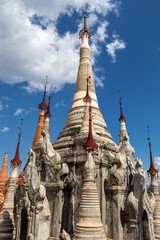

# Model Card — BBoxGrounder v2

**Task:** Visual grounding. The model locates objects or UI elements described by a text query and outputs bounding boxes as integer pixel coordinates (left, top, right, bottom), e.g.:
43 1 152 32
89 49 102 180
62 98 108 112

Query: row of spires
0 10 158 210
0 80 158 190
0 79 52 204
119 94 159 176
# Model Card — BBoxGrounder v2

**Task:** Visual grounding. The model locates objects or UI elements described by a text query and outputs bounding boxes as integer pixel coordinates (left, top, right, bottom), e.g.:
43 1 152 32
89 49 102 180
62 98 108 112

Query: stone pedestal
106 185 126 240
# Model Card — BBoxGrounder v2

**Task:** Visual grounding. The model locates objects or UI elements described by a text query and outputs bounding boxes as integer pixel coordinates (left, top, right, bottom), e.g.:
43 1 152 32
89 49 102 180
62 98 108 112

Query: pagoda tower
44 86 52 139
73 103 106 240
17 81 48 187
53 11 117 155
32 80 48 149
0 152 8 191
147 126 160 240
118 95 128 144
2 122 22 218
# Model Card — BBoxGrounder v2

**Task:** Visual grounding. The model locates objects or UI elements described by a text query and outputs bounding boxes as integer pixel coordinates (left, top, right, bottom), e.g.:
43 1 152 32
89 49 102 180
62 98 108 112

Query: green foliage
74 127 81 136
101 141 116 181
101 141 108 150
106 156 116 181
52 162 61 171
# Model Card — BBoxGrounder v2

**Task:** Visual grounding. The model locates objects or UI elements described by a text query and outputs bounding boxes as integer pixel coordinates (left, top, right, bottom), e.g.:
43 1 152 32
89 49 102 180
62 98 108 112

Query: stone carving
109 150 127 186
35 130 69 183
23 148 47 213
125 192 138 218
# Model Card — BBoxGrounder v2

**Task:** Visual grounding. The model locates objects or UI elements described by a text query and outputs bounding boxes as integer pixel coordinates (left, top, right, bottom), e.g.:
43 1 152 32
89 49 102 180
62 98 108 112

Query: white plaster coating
120 121 126 130
10 164 19 179
80 32 90 50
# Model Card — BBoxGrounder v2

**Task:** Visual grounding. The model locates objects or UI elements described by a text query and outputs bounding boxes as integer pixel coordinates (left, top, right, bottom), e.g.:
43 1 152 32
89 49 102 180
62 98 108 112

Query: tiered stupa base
73 182 106 240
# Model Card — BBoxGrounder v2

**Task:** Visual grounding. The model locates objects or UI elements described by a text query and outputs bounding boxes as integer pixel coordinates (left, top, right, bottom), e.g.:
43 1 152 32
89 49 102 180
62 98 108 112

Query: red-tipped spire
83 105 98 150
119 93 126 122
79 9 91 39
45 86 52 118
11 119 23 166
38 76 48 110
147 126 158 175
84 76 91 103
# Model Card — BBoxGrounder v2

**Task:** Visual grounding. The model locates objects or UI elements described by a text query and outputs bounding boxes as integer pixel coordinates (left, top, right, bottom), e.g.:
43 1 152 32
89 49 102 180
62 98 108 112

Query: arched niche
142 210 150 240
20 208 28 240
41 162 46 182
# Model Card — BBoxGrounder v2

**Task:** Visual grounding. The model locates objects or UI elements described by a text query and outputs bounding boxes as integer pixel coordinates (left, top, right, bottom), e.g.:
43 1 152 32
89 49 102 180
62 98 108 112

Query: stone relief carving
23 148 47 213
34 130 69 183
109 150 127 186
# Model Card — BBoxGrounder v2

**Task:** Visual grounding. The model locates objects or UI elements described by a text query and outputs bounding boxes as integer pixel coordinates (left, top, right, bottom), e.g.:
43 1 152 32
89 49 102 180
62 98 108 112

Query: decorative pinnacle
119 91 126 122
45 85 52 118
79 9 91 39
84 76 91 103
83 104 98 150
38 77 48 110
11 118 23 166
147 125 158 175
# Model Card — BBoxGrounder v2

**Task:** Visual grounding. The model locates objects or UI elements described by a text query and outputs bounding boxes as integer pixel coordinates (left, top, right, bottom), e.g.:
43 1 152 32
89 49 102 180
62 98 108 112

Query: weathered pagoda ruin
0 11 159 240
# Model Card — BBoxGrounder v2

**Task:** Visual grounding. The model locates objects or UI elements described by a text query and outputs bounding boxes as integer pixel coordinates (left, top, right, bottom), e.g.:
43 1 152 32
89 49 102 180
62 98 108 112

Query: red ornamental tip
38 81 48 110
83 105 98 150
147 126 158 175
119 96 126 122
83 77 91 103
11 133 22 165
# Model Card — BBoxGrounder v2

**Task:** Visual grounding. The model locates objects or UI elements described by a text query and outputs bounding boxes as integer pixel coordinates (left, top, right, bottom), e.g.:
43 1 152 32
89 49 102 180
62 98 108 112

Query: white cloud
5 104 9 108
0 0 122 92
96 21 109 42
0 102 2 111
14 108 25 116
55 100 66 108
14 107 36 116
1 96 13 101
106 35 126 62
155 156 160 171
155 157 160 185
25 107 36 115
0 127 9 132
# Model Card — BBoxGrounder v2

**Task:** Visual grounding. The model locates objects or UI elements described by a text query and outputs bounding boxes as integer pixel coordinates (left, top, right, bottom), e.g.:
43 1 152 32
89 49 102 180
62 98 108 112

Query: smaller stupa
0 152 8 191
2 119 23 218
73 95 106 239
118 93 128 144
32 78 48 149
18 79 48 187
147 126 160 240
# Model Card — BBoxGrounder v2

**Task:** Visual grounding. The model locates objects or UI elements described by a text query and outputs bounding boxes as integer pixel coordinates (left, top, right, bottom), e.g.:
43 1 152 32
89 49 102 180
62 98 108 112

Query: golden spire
32 109 45 149
32 78 48 148
0 153 8 191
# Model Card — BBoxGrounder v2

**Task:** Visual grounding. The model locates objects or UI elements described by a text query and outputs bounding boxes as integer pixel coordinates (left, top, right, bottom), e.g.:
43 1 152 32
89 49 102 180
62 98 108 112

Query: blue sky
0 0 159 183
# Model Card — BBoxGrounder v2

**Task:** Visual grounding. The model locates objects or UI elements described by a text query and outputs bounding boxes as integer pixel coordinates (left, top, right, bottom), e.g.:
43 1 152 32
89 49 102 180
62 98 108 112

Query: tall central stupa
53 11 117 156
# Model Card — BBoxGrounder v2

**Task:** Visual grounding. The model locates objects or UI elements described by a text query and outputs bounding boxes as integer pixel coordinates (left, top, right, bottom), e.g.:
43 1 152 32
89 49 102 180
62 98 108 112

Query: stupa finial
83 104 98 150
45 85 52 118
11 118 23 166
119 90 126 122
147 125 158 175
79 9 91 39
84 65 91 103
38 76 48 110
